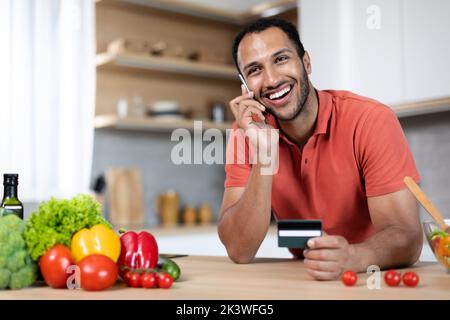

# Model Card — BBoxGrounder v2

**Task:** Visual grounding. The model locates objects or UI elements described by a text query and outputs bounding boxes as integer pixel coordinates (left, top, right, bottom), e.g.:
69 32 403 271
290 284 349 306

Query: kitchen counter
0 255 448 300
126 224 440 261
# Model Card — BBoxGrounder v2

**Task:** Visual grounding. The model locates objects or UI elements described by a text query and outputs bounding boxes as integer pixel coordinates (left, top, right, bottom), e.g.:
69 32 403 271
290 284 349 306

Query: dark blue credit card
277 220 322 248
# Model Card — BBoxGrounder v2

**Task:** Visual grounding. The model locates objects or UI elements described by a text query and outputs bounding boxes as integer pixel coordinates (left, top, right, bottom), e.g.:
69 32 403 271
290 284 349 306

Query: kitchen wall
401 112 450 220
91 129 227 226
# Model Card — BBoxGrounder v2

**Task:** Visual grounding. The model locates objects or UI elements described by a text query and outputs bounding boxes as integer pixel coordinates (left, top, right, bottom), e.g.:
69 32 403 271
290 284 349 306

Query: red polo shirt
224 89 420 244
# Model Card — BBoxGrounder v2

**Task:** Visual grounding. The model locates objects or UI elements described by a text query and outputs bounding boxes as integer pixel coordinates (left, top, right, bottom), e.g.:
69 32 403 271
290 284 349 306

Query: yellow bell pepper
71 224 121 263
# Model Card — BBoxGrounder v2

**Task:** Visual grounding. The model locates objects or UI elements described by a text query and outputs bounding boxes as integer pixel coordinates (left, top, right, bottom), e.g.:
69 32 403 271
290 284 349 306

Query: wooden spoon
404 176 450 233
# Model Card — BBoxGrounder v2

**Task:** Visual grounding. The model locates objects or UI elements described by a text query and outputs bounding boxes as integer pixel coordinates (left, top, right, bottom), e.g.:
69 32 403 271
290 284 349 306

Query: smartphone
239 74 251 93
238 73 268 122
277 220 322 249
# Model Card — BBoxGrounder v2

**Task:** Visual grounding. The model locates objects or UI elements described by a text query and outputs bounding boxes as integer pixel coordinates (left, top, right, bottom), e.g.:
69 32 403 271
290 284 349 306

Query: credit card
277 220 322 248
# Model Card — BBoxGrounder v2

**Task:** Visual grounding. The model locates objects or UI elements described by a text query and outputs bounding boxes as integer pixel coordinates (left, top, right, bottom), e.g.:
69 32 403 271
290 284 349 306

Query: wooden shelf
96 51 238 80
101 0 297 25
393 96 450 118
94 114 232 132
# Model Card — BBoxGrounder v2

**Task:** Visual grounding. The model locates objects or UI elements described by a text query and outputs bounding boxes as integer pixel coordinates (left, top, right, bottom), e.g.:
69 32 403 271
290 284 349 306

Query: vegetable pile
0 194 182 291
24 194 111 261
118 230 180 289
0 214 38 289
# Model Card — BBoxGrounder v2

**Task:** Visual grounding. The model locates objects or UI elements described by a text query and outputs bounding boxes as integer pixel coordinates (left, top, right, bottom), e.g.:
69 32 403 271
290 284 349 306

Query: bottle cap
3 174 19 186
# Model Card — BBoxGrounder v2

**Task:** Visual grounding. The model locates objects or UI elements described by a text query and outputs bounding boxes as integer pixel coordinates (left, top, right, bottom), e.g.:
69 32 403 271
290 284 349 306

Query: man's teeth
268 86 291 100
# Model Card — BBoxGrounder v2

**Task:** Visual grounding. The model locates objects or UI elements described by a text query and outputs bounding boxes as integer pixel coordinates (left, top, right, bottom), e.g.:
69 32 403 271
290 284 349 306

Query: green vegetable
159 258 181 281
431 229 449 240
24 194 111 261
0 214 38 289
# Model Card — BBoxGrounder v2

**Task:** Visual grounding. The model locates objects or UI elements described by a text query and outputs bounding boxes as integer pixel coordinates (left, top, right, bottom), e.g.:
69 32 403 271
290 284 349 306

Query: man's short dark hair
232 18 305 73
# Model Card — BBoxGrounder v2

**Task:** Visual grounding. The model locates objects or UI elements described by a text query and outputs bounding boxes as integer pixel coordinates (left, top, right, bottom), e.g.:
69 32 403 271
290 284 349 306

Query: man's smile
262 82 295 108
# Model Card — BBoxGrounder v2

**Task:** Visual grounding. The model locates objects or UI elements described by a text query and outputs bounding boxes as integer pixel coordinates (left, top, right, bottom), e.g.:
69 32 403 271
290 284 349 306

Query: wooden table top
0 255 449 300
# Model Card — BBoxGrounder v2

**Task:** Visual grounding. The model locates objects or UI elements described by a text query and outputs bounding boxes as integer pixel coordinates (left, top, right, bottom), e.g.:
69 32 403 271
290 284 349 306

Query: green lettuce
430 229 449 240
24 194 111 261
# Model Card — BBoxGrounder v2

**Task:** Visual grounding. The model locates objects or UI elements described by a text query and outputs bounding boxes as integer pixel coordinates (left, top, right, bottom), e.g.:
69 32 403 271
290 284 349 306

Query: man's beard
264 70 310 121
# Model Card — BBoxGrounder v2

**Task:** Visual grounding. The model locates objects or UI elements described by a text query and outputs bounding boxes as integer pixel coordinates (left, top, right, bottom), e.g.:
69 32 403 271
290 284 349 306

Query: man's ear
302 51 312 75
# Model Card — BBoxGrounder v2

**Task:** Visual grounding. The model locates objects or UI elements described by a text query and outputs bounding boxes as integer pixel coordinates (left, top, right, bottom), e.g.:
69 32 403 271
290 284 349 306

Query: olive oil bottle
1 173 23 219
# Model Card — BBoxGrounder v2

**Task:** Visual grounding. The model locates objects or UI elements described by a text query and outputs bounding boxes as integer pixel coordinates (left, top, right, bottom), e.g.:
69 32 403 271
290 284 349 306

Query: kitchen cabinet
402 0 450 102
300 0 450 114
0 255 448 299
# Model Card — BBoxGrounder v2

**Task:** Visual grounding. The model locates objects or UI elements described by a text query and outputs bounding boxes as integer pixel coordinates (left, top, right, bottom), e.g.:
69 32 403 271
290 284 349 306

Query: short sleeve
224 122 252 188
357 105 420 197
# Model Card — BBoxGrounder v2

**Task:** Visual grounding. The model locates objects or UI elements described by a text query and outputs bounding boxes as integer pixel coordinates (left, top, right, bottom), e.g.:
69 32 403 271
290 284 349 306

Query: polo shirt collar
314 89 333 136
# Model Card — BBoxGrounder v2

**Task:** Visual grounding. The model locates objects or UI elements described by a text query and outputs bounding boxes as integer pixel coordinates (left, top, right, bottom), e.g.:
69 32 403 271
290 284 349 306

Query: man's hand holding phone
229 83 278 171
229 84 269 131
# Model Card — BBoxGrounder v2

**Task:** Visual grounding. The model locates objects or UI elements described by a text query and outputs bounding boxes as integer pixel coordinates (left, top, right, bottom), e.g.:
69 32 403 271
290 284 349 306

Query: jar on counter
198 203 213 225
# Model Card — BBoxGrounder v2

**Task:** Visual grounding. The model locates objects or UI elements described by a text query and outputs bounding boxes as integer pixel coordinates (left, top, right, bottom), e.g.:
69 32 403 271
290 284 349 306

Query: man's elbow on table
218 221 257 264
402 227 423 267
378 225 423 269
220 233 256 264
226 247 256 264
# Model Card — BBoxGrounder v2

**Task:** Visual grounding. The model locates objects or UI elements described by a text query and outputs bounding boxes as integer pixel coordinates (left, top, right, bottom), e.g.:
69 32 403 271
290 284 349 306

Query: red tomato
122 270 133 286
341 270 358 286
157 272 174 289
39 245 75 288
77 254 118 291
141 272 157 289
384 270 401 287
402 272 419 287
129 272 142 288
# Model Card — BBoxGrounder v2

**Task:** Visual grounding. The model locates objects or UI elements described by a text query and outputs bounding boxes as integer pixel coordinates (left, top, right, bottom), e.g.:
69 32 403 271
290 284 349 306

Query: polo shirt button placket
301 144 311 178
301 154 307 177
293 147 303 179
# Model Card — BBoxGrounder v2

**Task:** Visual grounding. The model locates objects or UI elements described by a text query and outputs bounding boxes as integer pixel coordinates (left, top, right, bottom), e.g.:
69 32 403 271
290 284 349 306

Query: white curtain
0 0 96 202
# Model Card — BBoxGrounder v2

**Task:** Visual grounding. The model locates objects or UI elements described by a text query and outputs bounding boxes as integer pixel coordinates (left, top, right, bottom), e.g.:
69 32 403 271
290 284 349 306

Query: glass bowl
422 219 450 273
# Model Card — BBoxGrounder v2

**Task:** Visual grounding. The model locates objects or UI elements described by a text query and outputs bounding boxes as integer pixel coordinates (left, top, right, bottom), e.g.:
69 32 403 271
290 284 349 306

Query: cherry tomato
39 245 75 288
402 272 419 287
341 270 358 286
129 272 142 288
384 270 401 287
141 272 157 288
77 254 118 291
122 270 133 286
157 272 174 289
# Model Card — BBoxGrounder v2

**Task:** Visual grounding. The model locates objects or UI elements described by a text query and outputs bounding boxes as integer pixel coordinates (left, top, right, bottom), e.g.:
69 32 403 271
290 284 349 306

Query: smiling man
218 18 423 281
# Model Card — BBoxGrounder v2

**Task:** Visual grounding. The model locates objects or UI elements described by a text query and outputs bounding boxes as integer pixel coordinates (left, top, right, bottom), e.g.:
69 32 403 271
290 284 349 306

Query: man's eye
276 55 288 63
247 67 260 76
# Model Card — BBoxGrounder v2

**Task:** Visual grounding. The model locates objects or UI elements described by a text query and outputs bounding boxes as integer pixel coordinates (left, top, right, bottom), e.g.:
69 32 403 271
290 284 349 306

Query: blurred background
1 0 449 257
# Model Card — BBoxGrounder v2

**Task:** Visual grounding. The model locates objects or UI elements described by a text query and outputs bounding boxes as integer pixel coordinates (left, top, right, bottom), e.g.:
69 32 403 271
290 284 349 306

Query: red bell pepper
118 231 159 276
